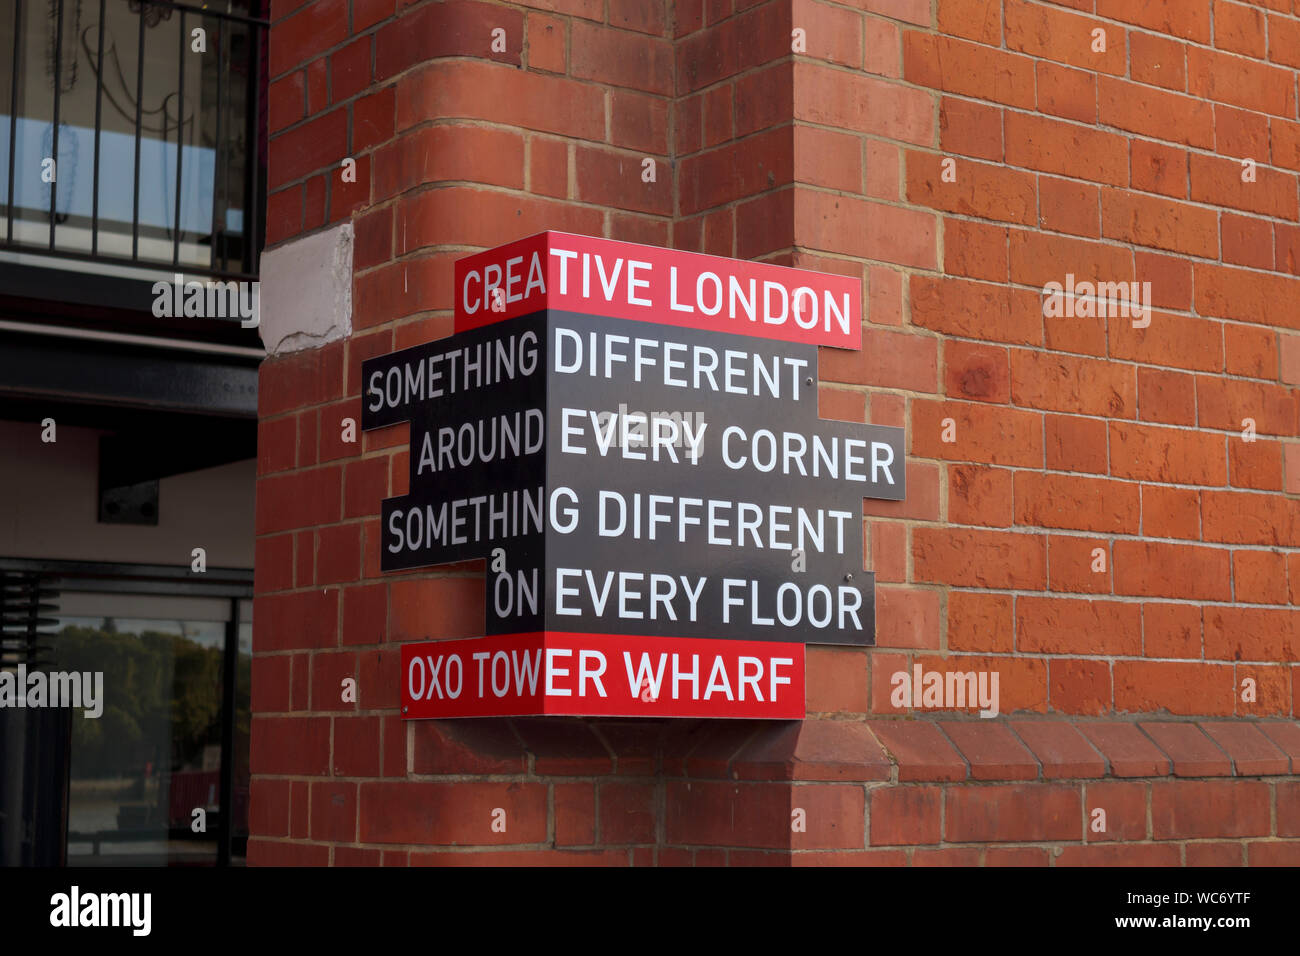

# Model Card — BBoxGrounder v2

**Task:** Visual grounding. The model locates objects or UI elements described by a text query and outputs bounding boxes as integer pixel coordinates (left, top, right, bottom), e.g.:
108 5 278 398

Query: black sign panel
362 308 906 646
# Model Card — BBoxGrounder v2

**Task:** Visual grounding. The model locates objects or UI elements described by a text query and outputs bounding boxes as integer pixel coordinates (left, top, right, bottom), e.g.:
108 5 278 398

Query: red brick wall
250 0 1300 865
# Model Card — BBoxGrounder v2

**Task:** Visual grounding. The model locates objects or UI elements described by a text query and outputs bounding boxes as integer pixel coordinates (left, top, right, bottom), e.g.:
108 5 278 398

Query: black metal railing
1 0 266 281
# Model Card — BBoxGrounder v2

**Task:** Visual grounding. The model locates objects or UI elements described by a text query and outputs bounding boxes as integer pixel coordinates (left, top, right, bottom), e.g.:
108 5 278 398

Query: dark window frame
0 555 253 866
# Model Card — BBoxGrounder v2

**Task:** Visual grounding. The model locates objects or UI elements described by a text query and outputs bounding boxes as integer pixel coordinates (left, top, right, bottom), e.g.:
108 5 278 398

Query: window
0 559 251 865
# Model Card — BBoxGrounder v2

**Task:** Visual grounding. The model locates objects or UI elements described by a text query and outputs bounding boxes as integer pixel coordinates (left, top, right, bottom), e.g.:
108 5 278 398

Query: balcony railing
0 0 266 282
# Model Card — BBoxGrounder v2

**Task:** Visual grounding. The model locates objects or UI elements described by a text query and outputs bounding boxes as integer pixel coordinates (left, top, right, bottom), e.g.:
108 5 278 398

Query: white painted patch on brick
258 222 354 355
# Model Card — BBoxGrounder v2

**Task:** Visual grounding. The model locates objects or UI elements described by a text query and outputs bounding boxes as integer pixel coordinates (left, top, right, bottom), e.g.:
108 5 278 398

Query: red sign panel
454 231 862 350
401 633 805 720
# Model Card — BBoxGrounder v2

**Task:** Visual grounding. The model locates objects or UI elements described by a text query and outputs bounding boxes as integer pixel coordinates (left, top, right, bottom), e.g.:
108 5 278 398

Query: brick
251 654 291 714
309 781 357 842
1035 62 1096 124
600 782 656 844
1216 104 1270 164
910 278 1042 345
1197 374 1298 435
1234 550 1289 604
1095 0 1210 44
376 2 522 81
334 716 383 777
410 719 524 775
1259 723 1300 771
1200 722 1291 775
1248 841 1300 866
270 0 349 77
270 108 349 188
1109 422 1226 486
948 591 1014 653
914 527 1046 589
1129 30 1186 91
985 846 1050 865
354 87 395 152
255 588 340 652
875 587 942 650
868 721 968 781
1271 11 1300 67
1014 473 1139 535
939 722 1039 780
1225 323 1278 380
1005 112 1128 186
1280 782 1300 836
579 145 674 216
1084 781 1147 841
1131 139 1187 198
1037 175 1100 238
1009 230 1133 291
1114 661 1236 716
948 464 1013 528
1204 606 1297 663
1100 189 1219 258
1098 76 1213 148
1151 779 1270 839
1137 250 1193 310
1191 152 1298 219
360 781 548 844
310 650 358 712
864 16 901 77
1050 659 1112 716
1187 46 1296 117
514 719 614 775
903 33 1036 110
1057 843 1181 866
248 778 291 838
1186 842 1244 866
354 0 394 31
1214 0 1266 56
937 0 1001 44
734 720 892 781
906 152 1036 225
251 716 331 775
1045 414 1107 474
1196 263 1300 329
1141 485 1200 540
375 126 524 200
869 786 941 845
1017 596 1140 656
1143 602 1203 658
1138 368 1196 426
796 191 937 270
1045 534 1110 595
943 219 1008 282
555 783 595 846
821 327 938 393
1013 722 1106 778
665 780 862 849
1140 722 1232 776
911 399 1044 466
944 784 1081 843
940 97 1003 160
1079 723 1172 777
399 60 604 139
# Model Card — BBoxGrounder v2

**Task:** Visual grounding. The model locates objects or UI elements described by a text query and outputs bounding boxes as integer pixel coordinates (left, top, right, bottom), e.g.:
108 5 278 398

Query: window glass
52 592 233 866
